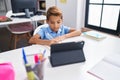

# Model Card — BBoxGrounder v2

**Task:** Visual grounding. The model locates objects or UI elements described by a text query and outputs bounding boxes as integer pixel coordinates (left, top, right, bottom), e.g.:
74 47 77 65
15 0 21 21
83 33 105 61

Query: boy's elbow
28 37 35 44
79 30 82 35
76 30 82 36
28 38 33 44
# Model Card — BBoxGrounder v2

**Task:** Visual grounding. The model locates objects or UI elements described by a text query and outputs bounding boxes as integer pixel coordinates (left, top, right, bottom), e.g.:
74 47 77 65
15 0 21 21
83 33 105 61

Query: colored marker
39 49 46 62
22 48 28 64
34 54 40 64
26 64 36 80
39 53 43 61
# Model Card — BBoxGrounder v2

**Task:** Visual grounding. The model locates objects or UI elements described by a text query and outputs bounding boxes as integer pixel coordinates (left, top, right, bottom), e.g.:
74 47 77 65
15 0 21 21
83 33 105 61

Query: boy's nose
54 23 58 27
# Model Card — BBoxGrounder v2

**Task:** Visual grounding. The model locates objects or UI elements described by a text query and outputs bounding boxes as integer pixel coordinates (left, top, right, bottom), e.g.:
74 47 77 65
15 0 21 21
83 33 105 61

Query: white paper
87 53 120 80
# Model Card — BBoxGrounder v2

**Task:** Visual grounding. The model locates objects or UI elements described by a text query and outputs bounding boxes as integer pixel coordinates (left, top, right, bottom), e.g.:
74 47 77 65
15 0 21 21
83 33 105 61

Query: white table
0 11 46 29
0 15 46 25
0 31 120 80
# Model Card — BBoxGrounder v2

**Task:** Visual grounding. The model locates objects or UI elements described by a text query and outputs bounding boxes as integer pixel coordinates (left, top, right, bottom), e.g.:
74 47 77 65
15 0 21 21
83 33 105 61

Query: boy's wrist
64 34 68 39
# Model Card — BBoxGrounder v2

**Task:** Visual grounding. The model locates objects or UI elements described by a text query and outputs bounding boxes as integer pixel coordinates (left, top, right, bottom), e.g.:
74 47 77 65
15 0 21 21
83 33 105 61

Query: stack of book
83 31 106 41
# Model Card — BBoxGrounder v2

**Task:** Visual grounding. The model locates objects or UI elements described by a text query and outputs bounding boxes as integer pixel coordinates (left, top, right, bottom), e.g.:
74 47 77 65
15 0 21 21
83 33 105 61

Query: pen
43 49 46 56
22 47 28 64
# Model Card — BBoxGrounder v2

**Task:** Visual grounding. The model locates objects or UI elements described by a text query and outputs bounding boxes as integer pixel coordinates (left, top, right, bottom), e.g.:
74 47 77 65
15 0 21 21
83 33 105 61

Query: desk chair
33 24 48 35
6 10 33 49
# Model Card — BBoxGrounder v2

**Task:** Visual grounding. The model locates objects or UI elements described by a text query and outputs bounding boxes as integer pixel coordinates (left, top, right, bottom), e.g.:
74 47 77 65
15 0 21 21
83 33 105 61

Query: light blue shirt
37 24 70 40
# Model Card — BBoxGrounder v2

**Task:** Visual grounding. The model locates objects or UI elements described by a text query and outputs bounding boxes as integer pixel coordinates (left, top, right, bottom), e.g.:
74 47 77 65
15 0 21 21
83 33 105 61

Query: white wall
56 0 77 28
46 0 56 10
76 0 86 29
46 0 86 29
5 0 11 11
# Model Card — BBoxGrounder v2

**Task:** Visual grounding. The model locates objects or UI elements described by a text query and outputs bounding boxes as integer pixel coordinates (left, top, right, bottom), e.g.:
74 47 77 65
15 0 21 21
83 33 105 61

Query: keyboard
35 11 45 15
11 14 34 18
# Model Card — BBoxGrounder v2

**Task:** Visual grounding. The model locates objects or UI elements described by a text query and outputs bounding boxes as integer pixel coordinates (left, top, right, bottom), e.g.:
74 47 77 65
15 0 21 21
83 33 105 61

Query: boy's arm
66 28 81 38
29 34 58 46
29 29 81 45
53 29 81 42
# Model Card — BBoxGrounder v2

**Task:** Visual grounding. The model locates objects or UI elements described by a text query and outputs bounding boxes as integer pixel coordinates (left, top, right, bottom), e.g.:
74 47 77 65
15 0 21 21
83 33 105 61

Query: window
85 0 120 35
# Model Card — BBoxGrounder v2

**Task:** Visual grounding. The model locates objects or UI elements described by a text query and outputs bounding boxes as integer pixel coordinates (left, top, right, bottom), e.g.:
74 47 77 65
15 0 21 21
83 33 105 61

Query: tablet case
50 41 86 67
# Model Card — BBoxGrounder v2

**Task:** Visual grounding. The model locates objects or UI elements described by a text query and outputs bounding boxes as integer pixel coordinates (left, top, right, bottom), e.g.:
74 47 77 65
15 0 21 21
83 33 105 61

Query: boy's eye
51 22 55 24
57 21 60 24
50 21 61 24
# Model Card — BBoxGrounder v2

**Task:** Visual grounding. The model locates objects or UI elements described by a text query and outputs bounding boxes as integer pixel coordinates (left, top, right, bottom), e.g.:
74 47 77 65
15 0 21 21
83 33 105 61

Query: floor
0 27 31 52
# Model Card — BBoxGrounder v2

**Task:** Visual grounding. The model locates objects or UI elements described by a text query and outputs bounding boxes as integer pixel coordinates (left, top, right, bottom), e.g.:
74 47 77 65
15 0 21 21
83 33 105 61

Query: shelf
38 0 46 12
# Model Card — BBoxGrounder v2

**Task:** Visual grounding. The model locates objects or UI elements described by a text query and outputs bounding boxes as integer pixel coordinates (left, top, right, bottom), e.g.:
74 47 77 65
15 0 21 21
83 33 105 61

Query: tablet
50 41 86 67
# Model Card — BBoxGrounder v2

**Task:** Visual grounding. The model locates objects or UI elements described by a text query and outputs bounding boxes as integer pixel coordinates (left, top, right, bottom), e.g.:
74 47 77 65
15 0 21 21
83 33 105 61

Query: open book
83 31 106 41
87 53 120 80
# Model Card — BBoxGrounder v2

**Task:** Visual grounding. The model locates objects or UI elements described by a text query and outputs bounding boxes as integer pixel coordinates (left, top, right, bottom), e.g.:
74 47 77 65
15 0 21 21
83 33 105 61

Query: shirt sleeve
37 27 45 39
36 24 49 39
62 25 70 34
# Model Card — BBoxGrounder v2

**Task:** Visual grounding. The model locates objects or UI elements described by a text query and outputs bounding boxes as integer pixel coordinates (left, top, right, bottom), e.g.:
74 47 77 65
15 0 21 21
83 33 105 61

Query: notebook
50 41 86 67
87 53 120 80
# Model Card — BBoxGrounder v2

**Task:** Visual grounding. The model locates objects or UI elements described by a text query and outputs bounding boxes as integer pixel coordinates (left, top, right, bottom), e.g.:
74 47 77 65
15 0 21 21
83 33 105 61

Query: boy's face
47 15 62 32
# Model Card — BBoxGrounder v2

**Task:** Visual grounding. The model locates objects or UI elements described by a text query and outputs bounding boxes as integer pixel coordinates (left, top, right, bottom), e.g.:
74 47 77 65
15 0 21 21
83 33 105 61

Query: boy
29 6 81 46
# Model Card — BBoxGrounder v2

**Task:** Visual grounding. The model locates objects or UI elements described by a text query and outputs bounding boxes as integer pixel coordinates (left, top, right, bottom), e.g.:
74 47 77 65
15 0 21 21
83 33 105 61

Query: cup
25 64 38 80
33 62 44 80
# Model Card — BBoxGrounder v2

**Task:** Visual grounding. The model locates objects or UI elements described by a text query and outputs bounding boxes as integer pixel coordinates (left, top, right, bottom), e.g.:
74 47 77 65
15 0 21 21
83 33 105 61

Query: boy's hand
52 35 66 42
43 35 67 46
49 39 58 46
49 36 66 46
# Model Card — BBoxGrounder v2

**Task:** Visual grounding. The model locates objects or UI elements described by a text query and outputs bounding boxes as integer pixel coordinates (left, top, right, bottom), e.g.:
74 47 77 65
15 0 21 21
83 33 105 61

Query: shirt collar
47 25 62 34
